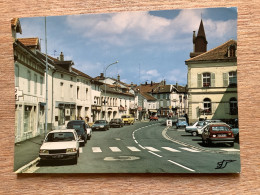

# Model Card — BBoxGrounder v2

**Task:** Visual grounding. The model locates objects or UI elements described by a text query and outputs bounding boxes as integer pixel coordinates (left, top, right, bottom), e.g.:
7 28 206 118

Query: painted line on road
109 147 121 152
138 144 145 149
127 146 141 152
145 147 160 152
162 147 181 152
92 147 102 153
179 147 200 153
168 160 195 172
15 157 40 173
148 151 162 158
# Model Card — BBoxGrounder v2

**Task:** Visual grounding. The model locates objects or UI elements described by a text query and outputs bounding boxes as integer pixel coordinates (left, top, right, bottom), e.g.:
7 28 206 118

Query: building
185 20 238 124
13 19 47 142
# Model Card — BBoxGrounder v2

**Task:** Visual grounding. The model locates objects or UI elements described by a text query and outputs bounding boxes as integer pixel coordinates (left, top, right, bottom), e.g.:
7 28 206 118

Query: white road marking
79 148 83 153
127 146 141 152
109 147 121 152
162 147 181 152
148 151 162 158
179 147 200 152
168 160 195 172
220 148 240 152
138 144 145 149
134 140 138 144
145 147 160 152
92 147 102 153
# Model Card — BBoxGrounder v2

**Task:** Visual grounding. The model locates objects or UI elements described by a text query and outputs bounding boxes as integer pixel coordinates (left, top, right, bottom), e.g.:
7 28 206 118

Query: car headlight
66 148 77 153
39 149 49 154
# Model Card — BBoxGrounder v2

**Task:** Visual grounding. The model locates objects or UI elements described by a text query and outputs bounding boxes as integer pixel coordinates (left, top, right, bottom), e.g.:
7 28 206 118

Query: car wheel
73 154 78 165
192 131 198 136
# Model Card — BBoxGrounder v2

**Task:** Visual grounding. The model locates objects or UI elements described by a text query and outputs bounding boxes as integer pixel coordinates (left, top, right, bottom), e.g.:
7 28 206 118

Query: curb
15 157 40 173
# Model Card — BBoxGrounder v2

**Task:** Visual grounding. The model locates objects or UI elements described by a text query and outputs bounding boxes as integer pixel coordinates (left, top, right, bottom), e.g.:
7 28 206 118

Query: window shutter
223 73 228 87
211 73 215 87
197 74 202 88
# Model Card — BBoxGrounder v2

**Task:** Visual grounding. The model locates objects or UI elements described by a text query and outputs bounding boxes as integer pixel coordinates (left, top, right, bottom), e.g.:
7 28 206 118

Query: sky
17 7 237 86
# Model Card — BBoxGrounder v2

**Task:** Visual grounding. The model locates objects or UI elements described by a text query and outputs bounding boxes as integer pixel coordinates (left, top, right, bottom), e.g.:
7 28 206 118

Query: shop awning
149 109 157 113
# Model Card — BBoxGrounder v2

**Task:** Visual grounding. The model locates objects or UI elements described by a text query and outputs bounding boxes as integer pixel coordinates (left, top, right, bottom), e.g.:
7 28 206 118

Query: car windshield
212 126 230 131
179 119 186 122
197 121 204 126
45 132 75 142
95 120 106 124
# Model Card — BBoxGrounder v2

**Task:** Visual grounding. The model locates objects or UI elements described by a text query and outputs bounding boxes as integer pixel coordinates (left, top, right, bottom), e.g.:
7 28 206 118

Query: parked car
197 120 224 135
39 129 80 164
67 120 92 146
185 121 205 136
150 115 159 121
109 118 124 128
92 120 110 131
201 123 235 147
176 117 188 129
121 114 135 125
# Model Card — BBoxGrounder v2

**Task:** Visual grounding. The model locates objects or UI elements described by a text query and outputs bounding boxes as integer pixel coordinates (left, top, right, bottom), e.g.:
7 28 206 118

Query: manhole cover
104 156 140 161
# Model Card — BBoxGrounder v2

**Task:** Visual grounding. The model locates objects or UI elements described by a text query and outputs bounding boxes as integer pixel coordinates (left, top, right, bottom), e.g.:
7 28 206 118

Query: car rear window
46 132 75 142
211 126 230 131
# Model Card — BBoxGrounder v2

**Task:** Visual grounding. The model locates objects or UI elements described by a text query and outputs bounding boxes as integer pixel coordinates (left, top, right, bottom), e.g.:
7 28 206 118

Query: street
25 119 240 173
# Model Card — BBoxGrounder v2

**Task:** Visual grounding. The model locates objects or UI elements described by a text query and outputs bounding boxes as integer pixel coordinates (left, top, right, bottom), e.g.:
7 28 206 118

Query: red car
201 123 235 146
150 115 158 121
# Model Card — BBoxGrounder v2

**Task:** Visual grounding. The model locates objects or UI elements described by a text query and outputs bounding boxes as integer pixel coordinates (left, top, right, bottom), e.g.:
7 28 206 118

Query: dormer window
228 44 237 57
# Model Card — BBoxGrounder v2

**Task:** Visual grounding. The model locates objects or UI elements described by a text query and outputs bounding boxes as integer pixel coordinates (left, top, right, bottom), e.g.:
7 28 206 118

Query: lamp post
104 61 119 121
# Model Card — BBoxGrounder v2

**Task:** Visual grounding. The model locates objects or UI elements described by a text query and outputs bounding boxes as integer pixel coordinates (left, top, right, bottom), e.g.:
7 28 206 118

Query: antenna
53 50 57 56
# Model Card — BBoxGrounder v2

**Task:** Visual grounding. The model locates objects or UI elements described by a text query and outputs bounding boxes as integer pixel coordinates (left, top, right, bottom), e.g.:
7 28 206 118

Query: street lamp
104 61 119 121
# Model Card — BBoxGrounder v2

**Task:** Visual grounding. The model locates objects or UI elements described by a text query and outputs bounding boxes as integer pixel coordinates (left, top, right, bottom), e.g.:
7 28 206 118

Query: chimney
176 82 178 88
145 81 148 85
60 52 64 61
100 73 104 78
131 82 133 87
151 81 153 86
164 79 166 86
117 74 120 81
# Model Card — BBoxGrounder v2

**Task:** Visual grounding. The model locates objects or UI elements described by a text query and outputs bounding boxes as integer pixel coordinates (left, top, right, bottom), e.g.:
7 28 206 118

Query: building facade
185 20 238 124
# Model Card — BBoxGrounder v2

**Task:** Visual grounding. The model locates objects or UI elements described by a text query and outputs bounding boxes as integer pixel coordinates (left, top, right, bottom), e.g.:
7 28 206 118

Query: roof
140 92 157 101
186 39 237 63
173 85 187 93
18 38 40 48
71 68 93 80
100 84 134 97
152 85 171 93
197 20 207 40
135 82 161 93
11 18 22 33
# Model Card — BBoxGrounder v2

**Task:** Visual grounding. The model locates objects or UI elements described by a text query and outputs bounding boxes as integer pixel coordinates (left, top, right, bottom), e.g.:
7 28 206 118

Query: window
34 74 37 95
229 71 237 86
85 88 88 100
70 85 73 99
15 65 19 87
203 73 211 87
27 71 31 93
77 86 79 99
40 77 43 95
203 98 212 114
61 74 63 78
230 97 238 115
60 82 64 98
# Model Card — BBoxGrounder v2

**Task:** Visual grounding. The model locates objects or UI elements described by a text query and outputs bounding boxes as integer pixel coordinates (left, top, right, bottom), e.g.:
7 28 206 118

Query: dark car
67 120 92 146
109 118 124 128
201 123 235 147
92 120 110 131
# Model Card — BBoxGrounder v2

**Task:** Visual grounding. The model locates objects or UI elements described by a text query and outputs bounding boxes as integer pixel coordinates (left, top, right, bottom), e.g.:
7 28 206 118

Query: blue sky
17 7 237 86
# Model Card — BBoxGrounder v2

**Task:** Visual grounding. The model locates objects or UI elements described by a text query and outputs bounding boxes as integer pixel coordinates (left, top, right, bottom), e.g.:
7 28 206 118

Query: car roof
49 129 76 133
208 123 229 127
178 117 186 119
67 120 85 124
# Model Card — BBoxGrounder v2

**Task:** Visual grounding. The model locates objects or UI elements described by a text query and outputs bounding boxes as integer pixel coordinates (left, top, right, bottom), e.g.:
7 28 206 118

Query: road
26 119 240 173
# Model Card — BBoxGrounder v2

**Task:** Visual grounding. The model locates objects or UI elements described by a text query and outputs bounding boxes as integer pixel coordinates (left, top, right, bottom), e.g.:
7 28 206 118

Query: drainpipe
51 69 56 129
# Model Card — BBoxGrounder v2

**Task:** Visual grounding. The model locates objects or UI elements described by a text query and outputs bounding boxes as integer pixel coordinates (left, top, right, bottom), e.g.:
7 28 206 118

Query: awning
149 109 157 113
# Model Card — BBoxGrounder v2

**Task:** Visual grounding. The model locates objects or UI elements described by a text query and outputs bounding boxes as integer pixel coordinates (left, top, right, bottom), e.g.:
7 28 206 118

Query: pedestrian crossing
88 146 201 153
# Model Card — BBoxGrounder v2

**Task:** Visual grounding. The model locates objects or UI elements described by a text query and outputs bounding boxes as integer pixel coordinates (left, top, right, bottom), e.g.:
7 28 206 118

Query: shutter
211 73 215 87
197 74 202 88
223 73 228 87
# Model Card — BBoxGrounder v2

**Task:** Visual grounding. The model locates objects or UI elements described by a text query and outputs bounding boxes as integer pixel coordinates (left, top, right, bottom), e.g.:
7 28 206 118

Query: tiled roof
100 85 134 97
173 85 187 93
140 92 157 101
11 18 22 34
72 68 93 80
135 82 161 93
11 18 18 26
152 85 171 93
18 38 40 48
186 39 237 63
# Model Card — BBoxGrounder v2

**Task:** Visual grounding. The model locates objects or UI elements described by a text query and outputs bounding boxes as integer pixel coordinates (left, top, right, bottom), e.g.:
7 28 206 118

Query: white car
185 121 205 136
39 129 80 164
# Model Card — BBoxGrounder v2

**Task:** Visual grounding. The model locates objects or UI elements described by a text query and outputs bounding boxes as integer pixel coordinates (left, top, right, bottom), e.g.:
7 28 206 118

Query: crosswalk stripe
109 147 121 152
127 146 141 152
145 147 160 152
179 147 200 152
162 147 180 152
92 147 102 153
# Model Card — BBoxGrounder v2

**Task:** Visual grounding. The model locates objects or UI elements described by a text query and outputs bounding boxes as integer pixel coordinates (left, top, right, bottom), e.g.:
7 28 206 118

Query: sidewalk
14 134 45 172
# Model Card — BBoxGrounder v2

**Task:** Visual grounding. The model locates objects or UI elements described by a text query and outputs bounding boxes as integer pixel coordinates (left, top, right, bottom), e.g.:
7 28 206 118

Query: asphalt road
28 120 240 173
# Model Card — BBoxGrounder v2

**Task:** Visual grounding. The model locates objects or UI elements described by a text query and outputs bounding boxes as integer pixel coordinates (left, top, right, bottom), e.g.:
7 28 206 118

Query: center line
148 151 162 158
168 160 195 172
